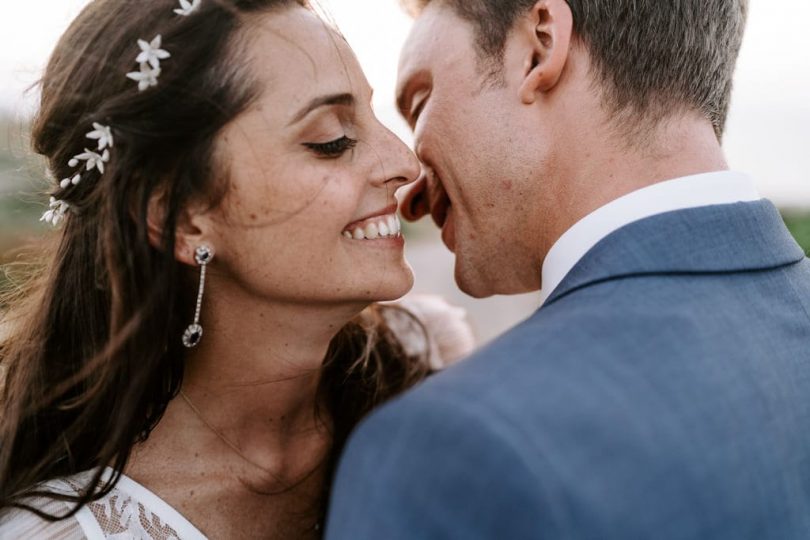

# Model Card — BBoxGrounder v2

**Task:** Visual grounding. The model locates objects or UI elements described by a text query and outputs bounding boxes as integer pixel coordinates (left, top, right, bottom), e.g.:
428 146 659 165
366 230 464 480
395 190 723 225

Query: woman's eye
304 136 358 158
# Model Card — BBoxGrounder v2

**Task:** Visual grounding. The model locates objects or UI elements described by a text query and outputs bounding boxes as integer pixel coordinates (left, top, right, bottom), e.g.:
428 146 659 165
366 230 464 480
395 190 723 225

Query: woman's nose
373 126 421 191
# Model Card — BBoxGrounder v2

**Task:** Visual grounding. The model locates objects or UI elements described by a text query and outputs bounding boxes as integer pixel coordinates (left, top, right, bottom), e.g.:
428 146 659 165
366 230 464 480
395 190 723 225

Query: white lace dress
0 469 207 539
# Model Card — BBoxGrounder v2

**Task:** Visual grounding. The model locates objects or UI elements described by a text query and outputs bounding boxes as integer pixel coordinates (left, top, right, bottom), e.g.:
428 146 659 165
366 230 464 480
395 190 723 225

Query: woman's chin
362 267 415 303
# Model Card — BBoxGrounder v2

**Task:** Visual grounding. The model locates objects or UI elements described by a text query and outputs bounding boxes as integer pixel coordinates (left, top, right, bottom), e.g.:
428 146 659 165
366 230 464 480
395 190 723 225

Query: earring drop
182 245 213 348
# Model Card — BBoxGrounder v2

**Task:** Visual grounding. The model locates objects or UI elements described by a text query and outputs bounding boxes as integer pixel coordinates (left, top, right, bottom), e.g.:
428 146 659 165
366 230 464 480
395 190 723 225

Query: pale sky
1 0 808 205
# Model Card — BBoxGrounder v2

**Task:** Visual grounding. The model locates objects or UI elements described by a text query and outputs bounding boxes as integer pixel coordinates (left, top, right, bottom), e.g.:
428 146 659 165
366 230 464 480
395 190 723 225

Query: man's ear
146 190 211 267
517 0 573 104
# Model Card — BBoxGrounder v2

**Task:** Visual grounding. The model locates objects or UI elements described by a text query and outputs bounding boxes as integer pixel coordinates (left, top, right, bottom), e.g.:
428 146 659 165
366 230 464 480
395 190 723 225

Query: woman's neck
180 277 365 450
129 277 367 496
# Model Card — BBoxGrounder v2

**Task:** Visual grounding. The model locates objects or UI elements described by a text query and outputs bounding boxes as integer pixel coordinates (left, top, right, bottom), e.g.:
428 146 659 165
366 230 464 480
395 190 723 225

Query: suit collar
543 200 806 307
539 172 761 305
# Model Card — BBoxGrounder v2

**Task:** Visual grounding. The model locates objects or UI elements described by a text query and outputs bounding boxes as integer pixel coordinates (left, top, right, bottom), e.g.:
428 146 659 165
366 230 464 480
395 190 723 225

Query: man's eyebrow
288 93 354 126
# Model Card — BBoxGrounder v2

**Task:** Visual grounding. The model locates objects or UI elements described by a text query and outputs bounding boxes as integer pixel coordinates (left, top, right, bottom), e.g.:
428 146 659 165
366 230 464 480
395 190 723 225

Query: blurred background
1 0 809 344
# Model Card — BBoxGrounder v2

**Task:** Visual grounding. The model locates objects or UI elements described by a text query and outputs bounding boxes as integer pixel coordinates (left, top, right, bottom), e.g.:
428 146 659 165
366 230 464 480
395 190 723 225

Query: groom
326 0 810 538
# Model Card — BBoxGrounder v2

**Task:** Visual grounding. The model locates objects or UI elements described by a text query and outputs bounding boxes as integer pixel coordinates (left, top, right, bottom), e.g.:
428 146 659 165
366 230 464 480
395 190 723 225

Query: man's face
397 4 555 298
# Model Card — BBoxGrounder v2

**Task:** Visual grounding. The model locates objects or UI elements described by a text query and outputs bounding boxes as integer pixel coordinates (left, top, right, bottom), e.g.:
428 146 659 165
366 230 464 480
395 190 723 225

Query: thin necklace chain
178 389 326 496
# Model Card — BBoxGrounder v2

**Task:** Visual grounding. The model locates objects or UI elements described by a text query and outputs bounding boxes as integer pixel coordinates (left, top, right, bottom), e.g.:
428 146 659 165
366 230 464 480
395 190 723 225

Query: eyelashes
303 136 358 158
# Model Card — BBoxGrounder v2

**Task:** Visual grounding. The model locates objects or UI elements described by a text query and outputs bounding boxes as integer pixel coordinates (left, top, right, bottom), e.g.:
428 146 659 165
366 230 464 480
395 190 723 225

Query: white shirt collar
539 170 762 306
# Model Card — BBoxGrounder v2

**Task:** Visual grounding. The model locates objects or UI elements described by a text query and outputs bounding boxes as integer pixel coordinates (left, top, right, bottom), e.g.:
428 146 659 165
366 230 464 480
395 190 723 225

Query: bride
0 0 472 537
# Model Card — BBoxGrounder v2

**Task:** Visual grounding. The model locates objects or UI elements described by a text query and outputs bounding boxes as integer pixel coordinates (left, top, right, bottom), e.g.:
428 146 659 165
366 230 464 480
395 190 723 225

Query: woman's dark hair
0 0 430 522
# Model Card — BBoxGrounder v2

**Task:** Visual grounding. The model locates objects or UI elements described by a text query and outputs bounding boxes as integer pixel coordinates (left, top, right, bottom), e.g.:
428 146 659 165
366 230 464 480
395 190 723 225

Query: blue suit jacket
325 200 810 540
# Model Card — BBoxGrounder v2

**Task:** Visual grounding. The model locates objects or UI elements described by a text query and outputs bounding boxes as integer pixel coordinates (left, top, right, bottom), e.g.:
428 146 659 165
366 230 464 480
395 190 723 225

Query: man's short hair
402 0 748 140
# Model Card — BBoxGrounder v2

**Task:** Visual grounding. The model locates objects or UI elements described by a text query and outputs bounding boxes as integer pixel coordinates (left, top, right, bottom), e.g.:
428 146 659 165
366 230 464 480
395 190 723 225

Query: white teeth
365 222 380 239
343 213 402 240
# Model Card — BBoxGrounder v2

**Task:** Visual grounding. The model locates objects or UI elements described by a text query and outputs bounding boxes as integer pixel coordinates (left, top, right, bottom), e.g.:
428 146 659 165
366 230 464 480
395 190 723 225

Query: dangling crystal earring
182 245 213 348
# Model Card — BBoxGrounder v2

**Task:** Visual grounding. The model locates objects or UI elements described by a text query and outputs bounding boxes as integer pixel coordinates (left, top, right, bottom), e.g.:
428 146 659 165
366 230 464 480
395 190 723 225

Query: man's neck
550 112 729 252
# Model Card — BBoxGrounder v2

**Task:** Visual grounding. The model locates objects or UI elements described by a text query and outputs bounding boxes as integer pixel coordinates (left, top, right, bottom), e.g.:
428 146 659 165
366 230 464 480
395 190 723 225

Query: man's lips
400 174 455 251
430 190 450 229
400 171 456 252
441 205 456 252
401 174 451 229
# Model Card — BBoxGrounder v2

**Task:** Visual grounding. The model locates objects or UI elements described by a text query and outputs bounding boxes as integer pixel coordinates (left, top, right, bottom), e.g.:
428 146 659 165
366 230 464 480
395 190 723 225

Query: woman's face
204 6 420 307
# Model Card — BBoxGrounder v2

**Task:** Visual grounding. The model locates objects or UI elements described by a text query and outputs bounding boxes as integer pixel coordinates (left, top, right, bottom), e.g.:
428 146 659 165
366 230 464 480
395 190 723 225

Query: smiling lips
342 213 403 240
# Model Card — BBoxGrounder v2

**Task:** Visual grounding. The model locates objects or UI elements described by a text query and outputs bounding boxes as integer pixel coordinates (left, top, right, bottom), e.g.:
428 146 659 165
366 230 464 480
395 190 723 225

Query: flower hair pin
41 123 113 225
175 0 202 16
42 1 203 227
41 197 70 227
126 35 170 92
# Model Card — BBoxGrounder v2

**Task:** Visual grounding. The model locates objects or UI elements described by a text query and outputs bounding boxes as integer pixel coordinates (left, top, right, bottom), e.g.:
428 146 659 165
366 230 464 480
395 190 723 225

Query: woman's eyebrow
288 93 354 126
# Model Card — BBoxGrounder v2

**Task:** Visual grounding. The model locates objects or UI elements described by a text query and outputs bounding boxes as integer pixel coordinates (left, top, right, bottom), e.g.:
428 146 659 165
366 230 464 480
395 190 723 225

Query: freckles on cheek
282 173 338 215
227 195 271 223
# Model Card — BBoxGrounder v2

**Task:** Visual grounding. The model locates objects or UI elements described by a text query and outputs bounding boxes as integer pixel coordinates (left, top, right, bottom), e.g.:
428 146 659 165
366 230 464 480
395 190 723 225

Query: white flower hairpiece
87 122 114 150
136 35 171 70
41 197 69 226
126 63 162 92
43 123 113 225
59 174 82 189
43 2 204 227
72 149 110 174
174 0 201 16
126 35 172 92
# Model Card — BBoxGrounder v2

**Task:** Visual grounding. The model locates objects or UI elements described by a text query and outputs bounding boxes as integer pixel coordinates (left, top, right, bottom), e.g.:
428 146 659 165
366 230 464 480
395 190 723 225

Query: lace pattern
86 490 183 539
0 470 206 540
